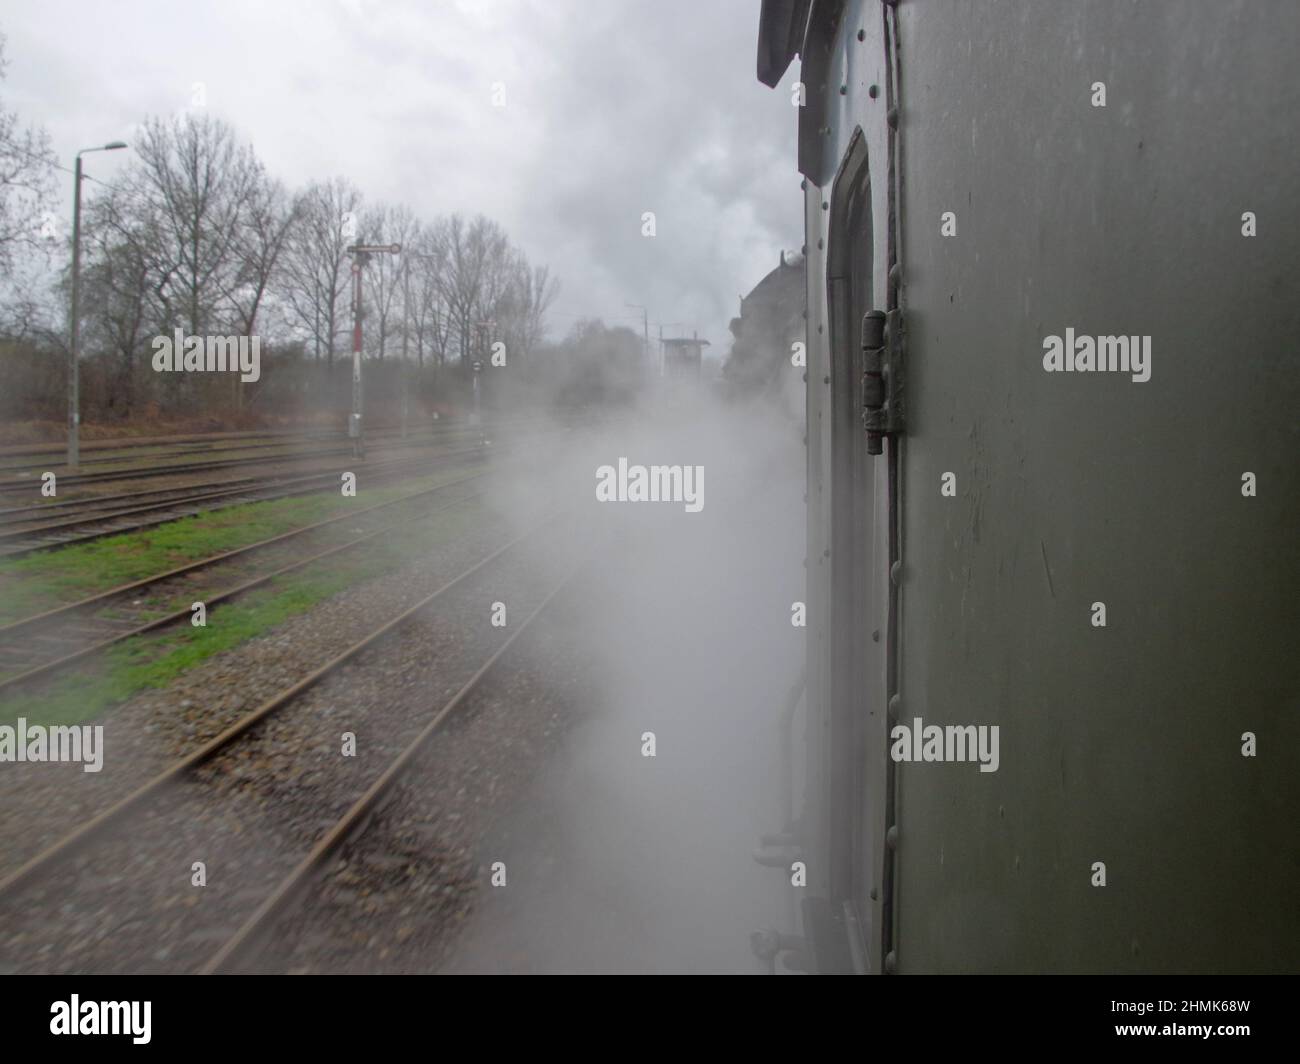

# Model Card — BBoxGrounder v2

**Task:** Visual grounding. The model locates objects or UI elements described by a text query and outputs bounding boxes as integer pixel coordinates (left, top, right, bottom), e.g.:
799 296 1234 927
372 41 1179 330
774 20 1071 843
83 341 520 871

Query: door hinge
861 308 905 454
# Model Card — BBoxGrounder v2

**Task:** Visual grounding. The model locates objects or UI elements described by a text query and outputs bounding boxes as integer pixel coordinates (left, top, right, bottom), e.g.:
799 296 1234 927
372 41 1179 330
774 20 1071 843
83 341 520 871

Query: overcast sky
3 0 801 351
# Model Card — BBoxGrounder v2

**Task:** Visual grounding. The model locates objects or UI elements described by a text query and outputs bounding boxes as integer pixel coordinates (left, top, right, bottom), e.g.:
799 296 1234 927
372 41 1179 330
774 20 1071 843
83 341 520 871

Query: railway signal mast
346 243 401 457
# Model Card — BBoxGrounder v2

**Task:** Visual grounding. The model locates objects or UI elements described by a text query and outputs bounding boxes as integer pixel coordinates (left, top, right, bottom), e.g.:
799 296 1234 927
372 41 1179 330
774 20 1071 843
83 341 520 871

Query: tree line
0 37 563 427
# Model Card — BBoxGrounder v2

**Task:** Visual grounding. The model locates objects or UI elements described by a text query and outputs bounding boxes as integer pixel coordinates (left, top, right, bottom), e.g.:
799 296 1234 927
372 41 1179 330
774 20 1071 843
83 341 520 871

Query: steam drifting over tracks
200 564 580 974
0 506 584 973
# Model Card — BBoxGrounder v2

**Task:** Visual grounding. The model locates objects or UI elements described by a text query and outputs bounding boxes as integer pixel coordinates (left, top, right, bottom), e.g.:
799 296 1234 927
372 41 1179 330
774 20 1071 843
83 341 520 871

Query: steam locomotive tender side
758 0 1300 974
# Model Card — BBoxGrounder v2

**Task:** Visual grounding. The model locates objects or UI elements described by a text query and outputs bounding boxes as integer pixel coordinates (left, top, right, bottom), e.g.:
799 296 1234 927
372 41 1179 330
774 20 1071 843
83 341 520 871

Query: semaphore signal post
346 243 402 457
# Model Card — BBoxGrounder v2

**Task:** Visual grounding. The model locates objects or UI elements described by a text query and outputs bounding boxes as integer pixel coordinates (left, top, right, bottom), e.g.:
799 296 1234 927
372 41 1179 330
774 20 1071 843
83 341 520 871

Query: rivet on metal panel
823 548 830 558
817 238 824 250
890 560 902 585
817 324 823 334
871 629 880 643
801 243 807 254
869 886 878 900
800 179 807 191
887 694 900 720
885 950 897 974
839 85 847 96
886 825 898 850
857 29 866 42
868 84 879 100
822 200 829 210
887 107 898 129
802 371 808 382
889 263 902 289
823 375 830 384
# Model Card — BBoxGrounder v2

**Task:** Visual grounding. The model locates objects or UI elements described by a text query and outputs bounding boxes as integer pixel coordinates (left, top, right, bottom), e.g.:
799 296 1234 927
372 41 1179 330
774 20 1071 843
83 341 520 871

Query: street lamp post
401 257 410 439
68 141 127 469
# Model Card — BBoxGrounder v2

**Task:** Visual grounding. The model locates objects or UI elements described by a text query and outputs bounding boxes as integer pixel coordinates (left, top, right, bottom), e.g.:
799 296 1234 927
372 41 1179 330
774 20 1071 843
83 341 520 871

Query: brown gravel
0 491 516 880
246 588 601 973
0 508 584 973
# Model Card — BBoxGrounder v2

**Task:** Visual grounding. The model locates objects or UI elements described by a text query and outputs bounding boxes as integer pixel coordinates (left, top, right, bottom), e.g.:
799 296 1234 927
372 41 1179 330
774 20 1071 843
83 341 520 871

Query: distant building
661 333 710 378
725 250 806 411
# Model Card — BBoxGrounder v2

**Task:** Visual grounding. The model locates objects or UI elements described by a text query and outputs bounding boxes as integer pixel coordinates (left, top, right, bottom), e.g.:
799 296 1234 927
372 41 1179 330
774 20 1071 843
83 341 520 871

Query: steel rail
0 513 560 902
0 477 495 693
0 444 498 559
200 562 578 974
0 439 492 543
0 422 499 497
0 470 490 640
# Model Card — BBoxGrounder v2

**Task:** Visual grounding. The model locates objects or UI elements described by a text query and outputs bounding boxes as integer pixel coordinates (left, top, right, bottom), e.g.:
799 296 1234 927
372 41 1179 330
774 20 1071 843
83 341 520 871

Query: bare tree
0 34 56 277
406 224 451 368
0 65 566 425
224 164 297 337
505 257 559 361
431 213 513 370
130 113 259 337
277 177 362 367
79 183 168 416
360 202 418 362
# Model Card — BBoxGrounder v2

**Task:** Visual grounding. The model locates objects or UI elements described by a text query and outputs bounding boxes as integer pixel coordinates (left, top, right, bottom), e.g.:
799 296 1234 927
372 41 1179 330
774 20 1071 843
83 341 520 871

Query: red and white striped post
345 243 401 458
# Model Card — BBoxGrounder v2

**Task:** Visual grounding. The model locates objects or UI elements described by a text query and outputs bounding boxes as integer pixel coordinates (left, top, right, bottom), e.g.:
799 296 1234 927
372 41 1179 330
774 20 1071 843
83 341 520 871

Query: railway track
0 420 536 474
0 420 514 498
0 419 571 555
0 413 591 557
0 442 494 559
0 421 512 527
0 509 581 974
0 468 495 692
0 431 358 476
200 568 577 973
0 425 350 461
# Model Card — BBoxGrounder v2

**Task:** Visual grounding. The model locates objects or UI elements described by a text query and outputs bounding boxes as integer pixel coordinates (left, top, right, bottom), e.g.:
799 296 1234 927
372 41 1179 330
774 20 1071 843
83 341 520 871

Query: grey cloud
4 0 799 344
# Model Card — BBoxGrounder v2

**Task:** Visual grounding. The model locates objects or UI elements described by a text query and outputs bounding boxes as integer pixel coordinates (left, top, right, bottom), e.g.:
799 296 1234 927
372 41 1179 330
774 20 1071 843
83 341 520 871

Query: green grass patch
0 465 484 624
0 499 486 728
